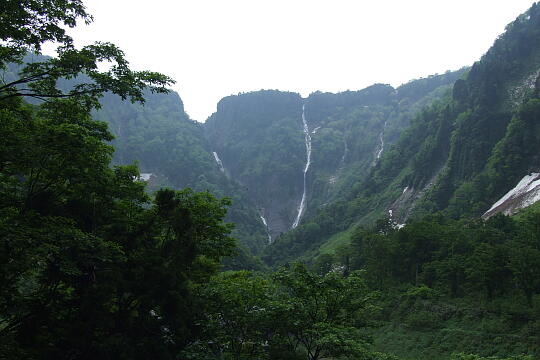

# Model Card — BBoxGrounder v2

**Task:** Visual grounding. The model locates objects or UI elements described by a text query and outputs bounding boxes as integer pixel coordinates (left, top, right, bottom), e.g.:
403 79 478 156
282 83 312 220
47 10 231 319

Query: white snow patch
138 173 153 181
483 173 540 218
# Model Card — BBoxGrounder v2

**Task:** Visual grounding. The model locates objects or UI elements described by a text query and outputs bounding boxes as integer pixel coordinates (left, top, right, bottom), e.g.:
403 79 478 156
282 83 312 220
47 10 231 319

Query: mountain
7 2 540 359
357 2 540 223
205 91 304 240
204 71 465 248
263 2 540 266
18 3 539 271
91 91 270 266
96 67 465 266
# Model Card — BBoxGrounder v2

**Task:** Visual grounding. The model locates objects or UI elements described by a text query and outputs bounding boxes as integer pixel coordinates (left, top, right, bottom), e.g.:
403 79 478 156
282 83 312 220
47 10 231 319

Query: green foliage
264 3 540 264
0 0 173 105
0 2 236 358
263 70 466 266
92 90 270 255
451 354 533 360
187 271 274 359
205 90 305 237
0 0 89 54
3 2 540 359
185 264 384 360
271 264 377 360
0 96 237 358
338 209 540 359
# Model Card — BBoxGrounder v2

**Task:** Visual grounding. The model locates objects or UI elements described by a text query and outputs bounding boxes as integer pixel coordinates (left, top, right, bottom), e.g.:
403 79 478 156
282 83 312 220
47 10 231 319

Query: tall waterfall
212 152 225 173
292 104 312 229
376 121 387 160
260 214 272 243
340 138 348 165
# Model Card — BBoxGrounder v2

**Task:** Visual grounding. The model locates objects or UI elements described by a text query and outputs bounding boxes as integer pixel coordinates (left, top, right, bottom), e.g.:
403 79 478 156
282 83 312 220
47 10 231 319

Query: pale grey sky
45 0 536 121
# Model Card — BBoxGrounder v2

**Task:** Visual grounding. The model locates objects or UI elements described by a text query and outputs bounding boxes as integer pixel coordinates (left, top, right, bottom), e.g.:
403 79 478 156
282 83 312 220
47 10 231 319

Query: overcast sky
45 0 536 121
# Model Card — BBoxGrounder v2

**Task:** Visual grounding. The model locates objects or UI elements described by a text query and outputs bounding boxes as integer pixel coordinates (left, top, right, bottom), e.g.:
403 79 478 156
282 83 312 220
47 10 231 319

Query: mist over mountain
96 68 468 260
3 1 540 359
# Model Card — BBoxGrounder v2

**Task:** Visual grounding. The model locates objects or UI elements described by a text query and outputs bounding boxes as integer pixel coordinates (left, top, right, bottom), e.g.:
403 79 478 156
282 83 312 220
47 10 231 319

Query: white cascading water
212 152 225 173
259 215 272 243
376 121 387 160
292 104 311 229
340 138 348 165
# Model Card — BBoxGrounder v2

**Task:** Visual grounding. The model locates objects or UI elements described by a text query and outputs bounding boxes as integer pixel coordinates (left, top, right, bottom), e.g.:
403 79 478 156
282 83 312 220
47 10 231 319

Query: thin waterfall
340 137 348 166
376 121 387 160
260 214 272 243
292 104 311 229
212 151 225 172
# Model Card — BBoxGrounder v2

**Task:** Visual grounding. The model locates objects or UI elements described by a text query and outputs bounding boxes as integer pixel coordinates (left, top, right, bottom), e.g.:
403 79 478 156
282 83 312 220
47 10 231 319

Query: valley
2 1 540 359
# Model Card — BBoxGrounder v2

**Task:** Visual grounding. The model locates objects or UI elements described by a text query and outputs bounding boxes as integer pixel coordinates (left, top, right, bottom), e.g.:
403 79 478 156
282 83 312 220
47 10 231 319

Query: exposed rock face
508 69 540 108
483 173 540 218
204 90 305 239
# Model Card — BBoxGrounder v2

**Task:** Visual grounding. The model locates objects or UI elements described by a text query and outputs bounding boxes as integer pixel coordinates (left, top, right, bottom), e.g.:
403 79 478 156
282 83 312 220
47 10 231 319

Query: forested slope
264 2 540 267
204 71 464 250
3 1 540 359
93 92 269 259
357 2 540 224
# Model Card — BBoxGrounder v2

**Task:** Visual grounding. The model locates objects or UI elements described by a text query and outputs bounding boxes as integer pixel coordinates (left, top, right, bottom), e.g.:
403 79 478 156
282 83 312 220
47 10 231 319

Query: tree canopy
0 1 234 358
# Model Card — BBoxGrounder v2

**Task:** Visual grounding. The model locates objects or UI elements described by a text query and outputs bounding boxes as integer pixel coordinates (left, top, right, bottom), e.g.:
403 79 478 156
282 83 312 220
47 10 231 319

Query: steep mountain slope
204 72 464 246
303 72 466 220
250 74 464 265
92 92 270 258
262 2 540 266
205 91 304 240
6 54 271 261
363 2 540 223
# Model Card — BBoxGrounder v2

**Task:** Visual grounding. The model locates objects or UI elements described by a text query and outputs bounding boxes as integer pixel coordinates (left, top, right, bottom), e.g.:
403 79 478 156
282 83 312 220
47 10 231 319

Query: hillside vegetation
2 1 540 359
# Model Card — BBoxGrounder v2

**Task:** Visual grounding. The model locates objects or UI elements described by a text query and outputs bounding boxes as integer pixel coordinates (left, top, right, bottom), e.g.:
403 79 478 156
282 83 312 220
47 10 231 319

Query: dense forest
1 1 540 359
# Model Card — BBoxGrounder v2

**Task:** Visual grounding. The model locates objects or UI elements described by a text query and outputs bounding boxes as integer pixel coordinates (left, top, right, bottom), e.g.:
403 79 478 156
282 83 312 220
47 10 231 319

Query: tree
271 263 377 360
0 160 236 358
466 242 510 299
184 265 390 360
451 354 532 360
0 0 89 66
185 271 275 360
0 1 235 358
0 1 173 105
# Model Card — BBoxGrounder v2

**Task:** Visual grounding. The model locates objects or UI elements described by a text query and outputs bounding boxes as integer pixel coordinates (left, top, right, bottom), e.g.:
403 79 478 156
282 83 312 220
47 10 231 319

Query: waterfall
376 121 387 160
329 138 348 185
212 151 225 173
292 104 311 229
260 214 272 243
340 137 348 165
